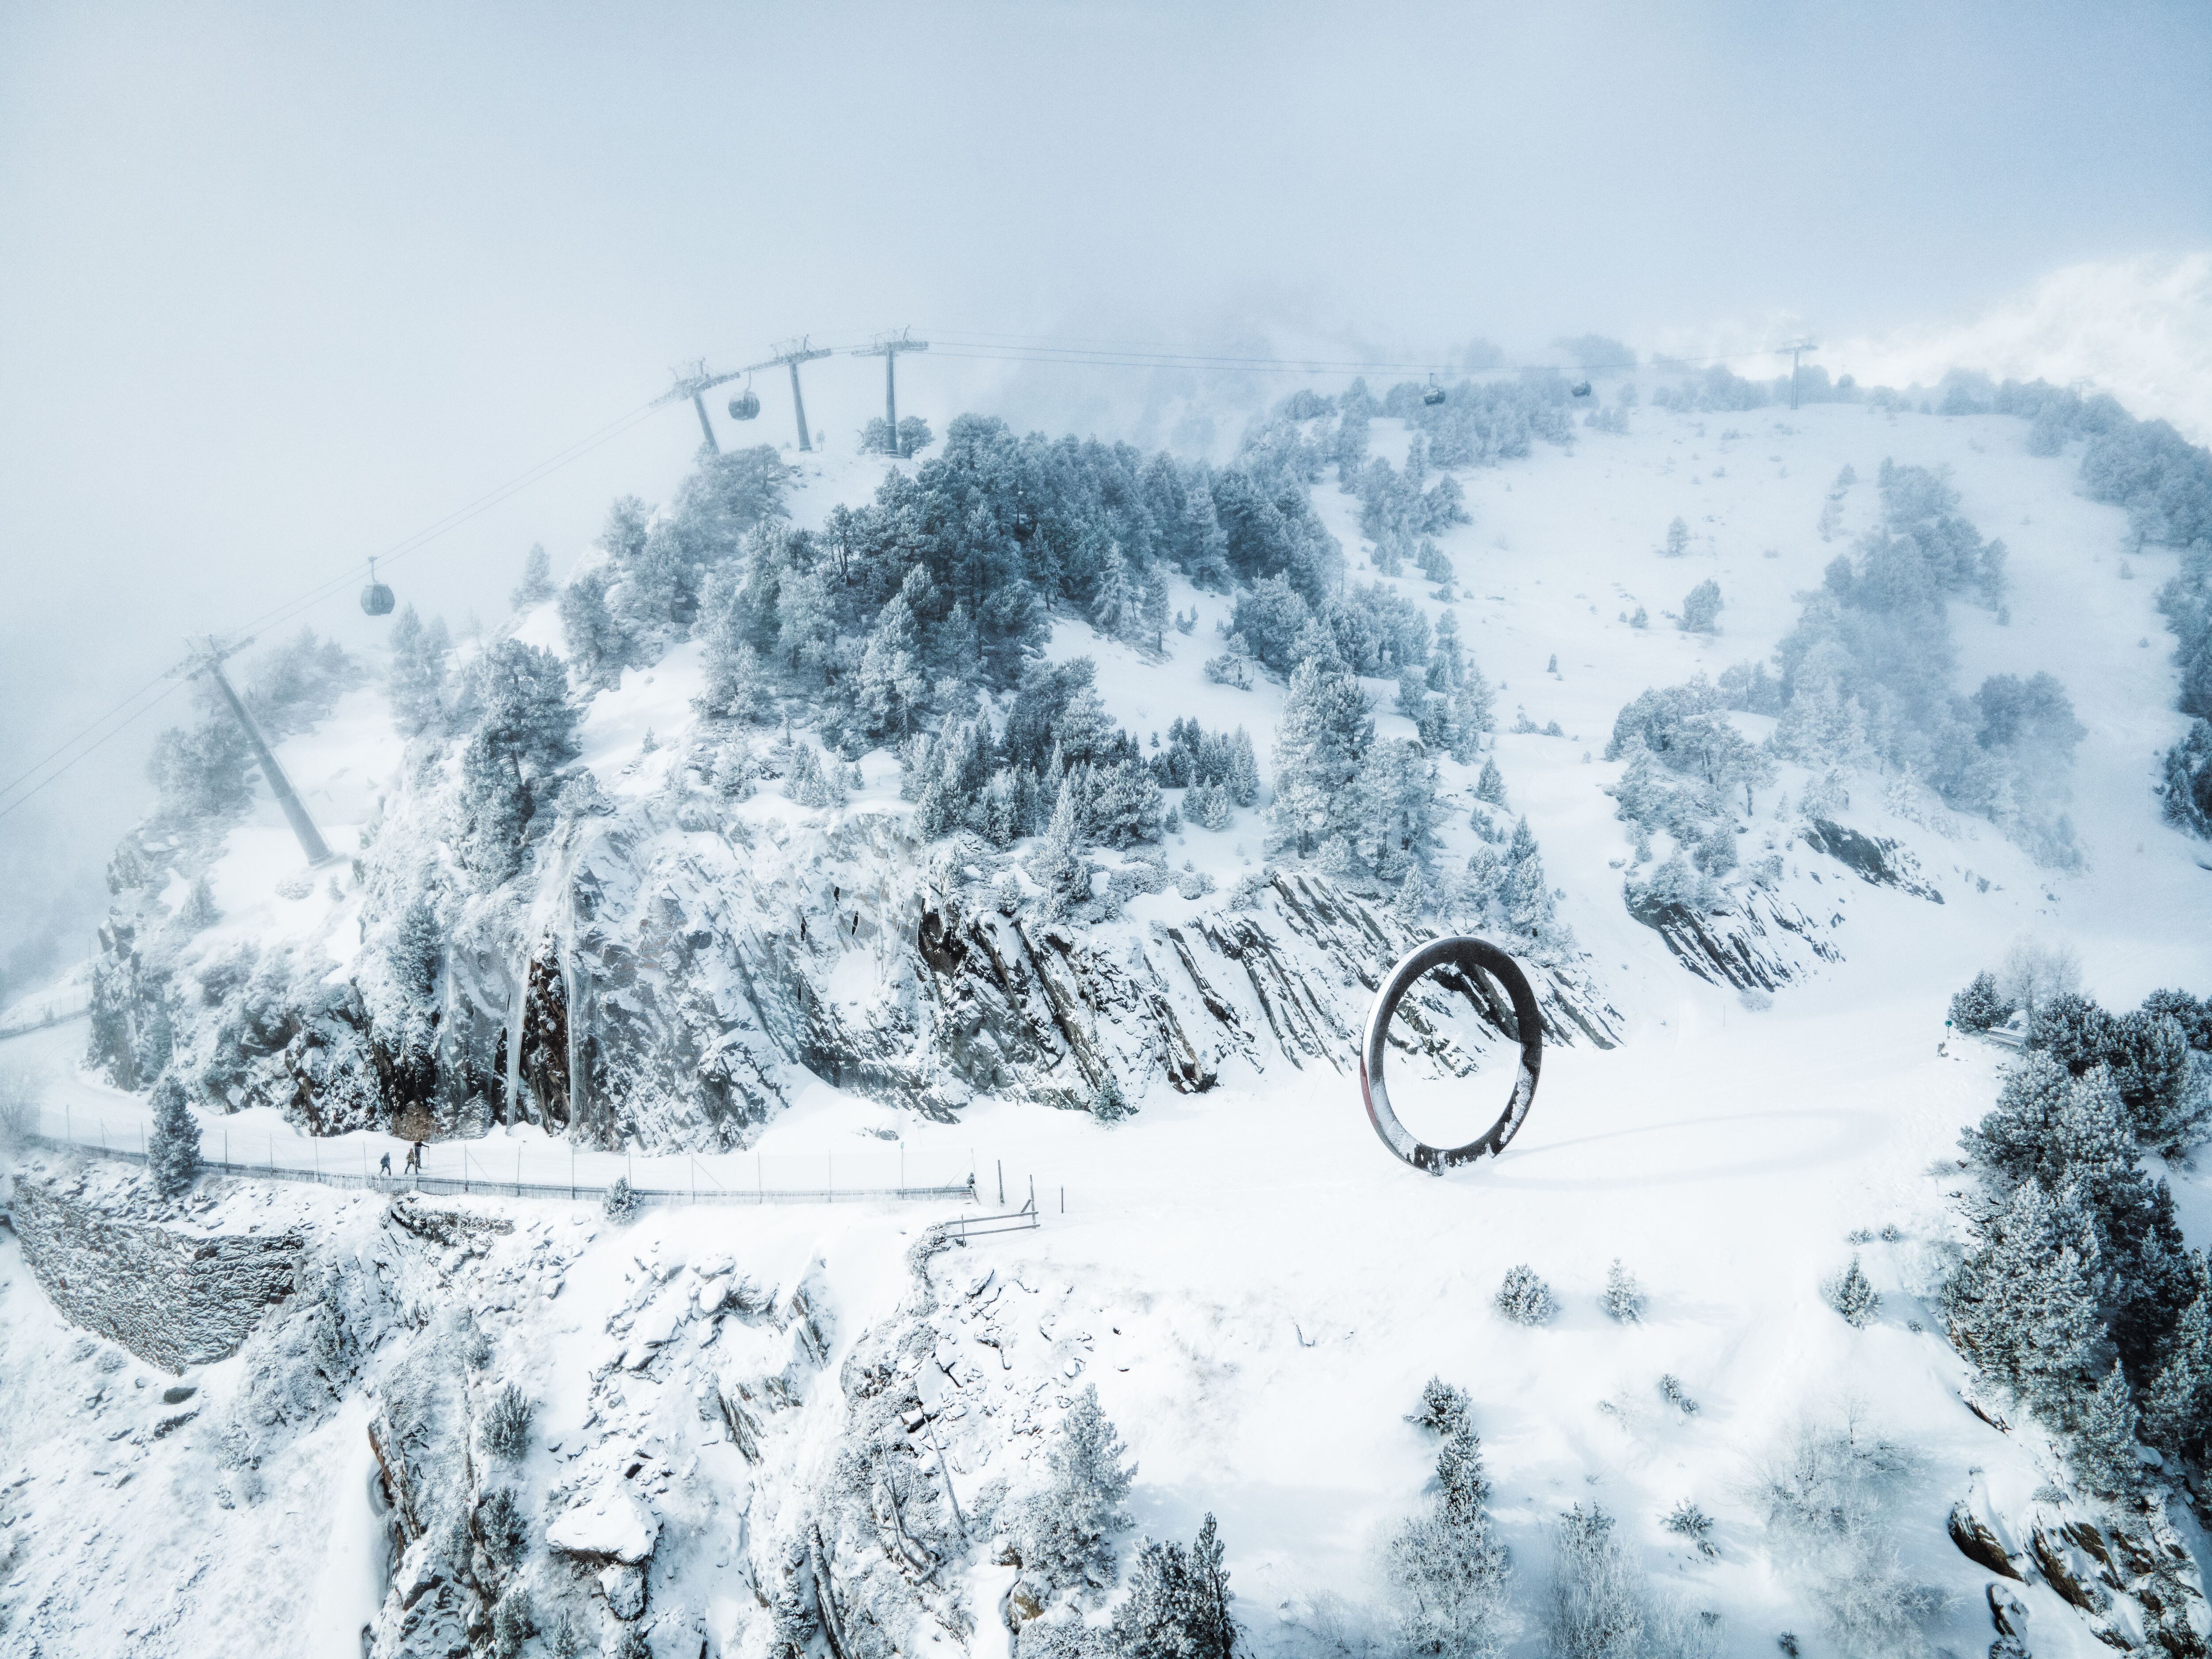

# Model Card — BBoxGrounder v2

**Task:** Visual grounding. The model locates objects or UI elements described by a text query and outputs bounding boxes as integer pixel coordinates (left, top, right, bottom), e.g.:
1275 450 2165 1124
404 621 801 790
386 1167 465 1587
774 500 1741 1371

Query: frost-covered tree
1495 1264 1556 1325
1475 758 1506 806
146 705 253 823
2143 1271 2212 1463
1548 1505 1644 1659
1270 658 1372 857
146 1072 201 1197
1033 774 1092 918
481 1384 534 1462
1824 1256 1880 1328
1949 971 2014 1033
2070 1360 2142 1495
1502 818 1557 938
1388 1387 1509 1659
1943 1177 2106 1420
511 543 554 611
1110 1514 1236 1659
1678 580 1723 634
557 563 632 689
1020 1384 1134 1594
1361 739 1440 882
386 605 453 739
453 640 578 883
1664 517 1690 557
1602 1259 1645 1323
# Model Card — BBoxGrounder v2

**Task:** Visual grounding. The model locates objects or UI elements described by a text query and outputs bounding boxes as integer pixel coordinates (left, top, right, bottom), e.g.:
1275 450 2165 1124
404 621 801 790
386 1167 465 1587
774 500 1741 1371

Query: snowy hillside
4 368 2212 1659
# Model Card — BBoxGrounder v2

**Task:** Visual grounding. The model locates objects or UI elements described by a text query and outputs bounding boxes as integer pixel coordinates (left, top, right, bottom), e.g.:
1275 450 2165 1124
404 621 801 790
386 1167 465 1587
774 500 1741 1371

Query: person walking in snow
379 1150 392 1178
405 1141 422 1175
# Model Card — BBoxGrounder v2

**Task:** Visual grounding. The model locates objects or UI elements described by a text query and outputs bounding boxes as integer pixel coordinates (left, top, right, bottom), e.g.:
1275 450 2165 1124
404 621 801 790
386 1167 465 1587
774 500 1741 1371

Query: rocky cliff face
87 750 1621 1152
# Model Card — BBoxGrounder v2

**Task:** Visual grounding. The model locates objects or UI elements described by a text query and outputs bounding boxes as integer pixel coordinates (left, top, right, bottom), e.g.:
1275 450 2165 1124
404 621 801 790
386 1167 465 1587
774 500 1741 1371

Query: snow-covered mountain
4 362 2212 1659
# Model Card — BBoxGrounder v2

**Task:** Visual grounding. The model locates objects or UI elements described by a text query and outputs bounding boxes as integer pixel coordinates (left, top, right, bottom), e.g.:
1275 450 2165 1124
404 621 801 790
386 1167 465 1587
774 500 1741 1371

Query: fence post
997 1160 1003 1206
570 1146 576 1202
689 1156 695 1203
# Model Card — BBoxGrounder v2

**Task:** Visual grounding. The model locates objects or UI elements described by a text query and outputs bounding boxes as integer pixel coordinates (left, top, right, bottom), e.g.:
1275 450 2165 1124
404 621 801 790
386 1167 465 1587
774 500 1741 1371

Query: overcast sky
3 0 2209 977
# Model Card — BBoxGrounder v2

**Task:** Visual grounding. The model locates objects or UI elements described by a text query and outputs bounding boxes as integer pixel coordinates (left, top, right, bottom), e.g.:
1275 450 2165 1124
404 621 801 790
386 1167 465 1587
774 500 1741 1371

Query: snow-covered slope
4 387 2209 1659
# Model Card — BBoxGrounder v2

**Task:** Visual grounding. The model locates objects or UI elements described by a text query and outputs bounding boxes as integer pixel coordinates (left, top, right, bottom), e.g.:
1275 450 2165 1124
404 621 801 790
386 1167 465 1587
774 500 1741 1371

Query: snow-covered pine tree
1475 757 1506 806
557 564 632 690
1033 774 1092 918
386 606 452 739
1109 1515 1236 1659
1943 1178 2107 1421
1022 1384 1135 1593
511 543 554 611
2143 1266 2212 1463
1678 579 1723 634
1949 970 2014 1033
1824 1256 1880 1328
146 1072 201 1197
1664 516 1690 557
1226 729 1260 807
1139 561 1170 651
178 874 221 931
1603 1259 1645 1323
1269 658 1372 857
1495 1264 1556 1325
2069 1360 2142 1495
1502 818 1556 938
1361 738 1439 883
1386 1388 1509 1659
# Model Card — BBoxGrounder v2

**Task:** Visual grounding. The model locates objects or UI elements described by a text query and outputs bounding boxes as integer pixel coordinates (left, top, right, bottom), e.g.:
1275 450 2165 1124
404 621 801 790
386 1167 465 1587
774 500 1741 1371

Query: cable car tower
744 338 834 452
851 331 929 451
168 635 336 867
1777 339 1819 411
657 360 744 454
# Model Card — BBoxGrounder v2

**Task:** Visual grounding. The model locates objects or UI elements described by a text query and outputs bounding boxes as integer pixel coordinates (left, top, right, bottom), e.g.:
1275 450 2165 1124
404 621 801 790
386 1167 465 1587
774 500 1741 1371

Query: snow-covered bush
1822 1257 1879 1328
146 1072 201 1197
482 1384 534 1462
1663 516 1690 557
603 1175 640 1223
1603 1260 1646 1324
0 1064 36 1159
1494 1264 1557 1326
1663 1498 1715 1556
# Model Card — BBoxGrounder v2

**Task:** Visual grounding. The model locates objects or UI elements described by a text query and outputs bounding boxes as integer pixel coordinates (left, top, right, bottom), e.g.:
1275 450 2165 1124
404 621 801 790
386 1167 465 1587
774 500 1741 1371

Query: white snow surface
2 392 2209 1658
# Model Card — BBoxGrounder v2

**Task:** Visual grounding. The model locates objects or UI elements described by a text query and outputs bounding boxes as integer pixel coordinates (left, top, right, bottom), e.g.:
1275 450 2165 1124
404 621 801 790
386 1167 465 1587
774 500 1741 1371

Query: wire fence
20 1102 988 1210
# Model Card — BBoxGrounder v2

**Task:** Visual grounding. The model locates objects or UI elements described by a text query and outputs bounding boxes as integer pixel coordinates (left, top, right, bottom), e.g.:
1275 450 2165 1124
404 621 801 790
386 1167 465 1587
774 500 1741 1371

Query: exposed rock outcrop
9 1178 302 1372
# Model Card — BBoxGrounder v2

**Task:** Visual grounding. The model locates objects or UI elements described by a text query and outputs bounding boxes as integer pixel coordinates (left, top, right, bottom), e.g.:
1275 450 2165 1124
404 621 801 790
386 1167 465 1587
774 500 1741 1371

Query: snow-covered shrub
1659 1374 1699 1415
1822 1257 1879 1328
2070 1360 2143 1496
1016 1384 1134 1596
146 1072 201 1197
1494 1264 1557 1326
1663 1498 1716 1556
1997 936 2080 1019
1753 1415 1947 1657
482 1384 534 1461
1408 1375 1472 1437
603 1175 640 1223
1663 516 1690 557
0 1064 32 1158
2160 719 2212 836
1603 1260 1646 1324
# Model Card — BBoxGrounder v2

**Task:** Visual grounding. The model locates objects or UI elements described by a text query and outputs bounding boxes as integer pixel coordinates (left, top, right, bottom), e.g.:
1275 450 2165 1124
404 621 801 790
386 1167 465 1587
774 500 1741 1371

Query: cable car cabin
360 579 395 616
728 391 760 420
1422 384 1447 406
1571 380 1592 398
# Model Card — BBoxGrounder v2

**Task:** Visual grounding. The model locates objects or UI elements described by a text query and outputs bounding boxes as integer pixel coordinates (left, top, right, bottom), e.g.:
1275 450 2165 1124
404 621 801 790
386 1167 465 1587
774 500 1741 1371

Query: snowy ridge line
15 1132 979 1207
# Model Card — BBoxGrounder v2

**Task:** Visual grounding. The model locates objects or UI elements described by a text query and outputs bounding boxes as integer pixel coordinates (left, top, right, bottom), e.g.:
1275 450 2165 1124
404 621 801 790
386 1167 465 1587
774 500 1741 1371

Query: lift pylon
850 331 929 453
168 635 336 867
655 361 744 454
744 338 834 452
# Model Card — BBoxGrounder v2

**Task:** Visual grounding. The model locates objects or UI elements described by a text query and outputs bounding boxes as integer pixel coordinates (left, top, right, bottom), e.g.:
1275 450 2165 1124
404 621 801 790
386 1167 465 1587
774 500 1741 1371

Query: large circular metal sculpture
1360 935 1544 1175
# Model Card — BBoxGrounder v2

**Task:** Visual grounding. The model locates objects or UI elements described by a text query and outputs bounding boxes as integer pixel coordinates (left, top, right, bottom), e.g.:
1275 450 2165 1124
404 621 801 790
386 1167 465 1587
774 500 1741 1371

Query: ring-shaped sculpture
1359 935 1544 1175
